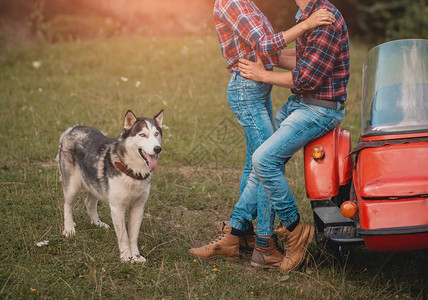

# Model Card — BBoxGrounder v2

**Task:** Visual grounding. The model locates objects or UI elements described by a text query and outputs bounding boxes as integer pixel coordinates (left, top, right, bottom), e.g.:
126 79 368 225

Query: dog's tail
56 127 74 182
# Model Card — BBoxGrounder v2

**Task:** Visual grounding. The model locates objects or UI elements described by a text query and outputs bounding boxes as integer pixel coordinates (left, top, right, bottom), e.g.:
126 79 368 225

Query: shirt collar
297 0 319 22
295 9 302 22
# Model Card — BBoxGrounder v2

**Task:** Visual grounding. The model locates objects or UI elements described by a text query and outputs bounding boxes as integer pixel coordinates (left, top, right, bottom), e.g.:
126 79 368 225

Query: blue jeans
234 95 345 229
226 72 276 236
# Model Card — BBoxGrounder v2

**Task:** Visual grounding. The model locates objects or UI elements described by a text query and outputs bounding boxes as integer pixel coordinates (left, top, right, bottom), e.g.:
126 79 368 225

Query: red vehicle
304 39 428 259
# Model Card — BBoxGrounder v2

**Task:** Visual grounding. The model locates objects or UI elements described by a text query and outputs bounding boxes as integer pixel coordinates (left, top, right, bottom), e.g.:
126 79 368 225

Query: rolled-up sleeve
218 0 287 60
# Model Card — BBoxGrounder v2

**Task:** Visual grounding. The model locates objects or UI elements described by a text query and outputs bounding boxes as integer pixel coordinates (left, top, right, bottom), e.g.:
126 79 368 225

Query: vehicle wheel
314 216 346 264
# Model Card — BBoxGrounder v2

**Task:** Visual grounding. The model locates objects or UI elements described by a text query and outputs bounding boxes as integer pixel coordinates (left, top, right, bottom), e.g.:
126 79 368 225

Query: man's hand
239 55 294 88
238 55 267 82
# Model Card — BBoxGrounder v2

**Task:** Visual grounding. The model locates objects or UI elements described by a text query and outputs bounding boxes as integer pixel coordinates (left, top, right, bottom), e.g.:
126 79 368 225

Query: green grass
0 36 427 299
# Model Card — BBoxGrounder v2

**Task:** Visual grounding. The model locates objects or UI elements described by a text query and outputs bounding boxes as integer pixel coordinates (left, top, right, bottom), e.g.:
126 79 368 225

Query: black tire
314 213 347 265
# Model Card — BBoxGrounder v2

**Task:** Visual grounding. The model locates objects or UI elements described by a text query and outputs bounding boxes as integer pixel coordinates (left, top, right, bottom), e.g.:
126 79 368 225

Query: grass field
1 36 427 299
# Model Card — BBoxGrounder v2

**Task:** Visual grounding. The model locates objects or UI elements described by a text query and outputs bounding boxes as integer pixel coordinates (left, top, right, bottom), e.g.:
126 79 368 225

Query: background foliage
255 0 428 43
1 0 427 49
350 0 428 42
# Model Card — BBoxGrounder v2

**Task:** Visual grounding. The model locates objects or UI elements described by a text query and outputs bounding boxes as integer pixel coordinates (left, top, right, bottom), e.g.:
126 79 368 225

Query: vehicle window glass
362 39 428 136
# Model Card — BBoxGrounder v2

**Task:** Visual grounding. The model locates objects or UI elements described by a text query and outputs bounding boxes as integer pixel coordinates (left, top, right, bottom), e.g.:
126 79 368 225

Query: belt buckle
336 101 345 111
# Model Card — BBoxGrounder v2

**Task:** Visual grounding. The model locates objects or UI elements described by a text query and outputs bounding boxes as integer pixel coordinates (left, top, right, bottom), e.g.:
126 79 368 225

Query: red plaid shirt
292 0 350 101
214 0 287 73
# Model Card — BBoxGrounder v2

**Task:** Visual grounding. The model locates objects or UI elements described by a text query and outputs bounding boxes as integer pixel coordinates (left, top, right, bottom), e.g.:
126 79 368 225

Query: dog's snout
154 145 162 154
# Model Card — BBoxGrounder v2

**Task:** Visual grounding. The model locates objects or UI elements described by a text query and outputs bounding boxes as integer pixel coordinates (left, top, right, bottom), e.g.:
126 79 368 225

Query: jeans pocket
313 115 342 140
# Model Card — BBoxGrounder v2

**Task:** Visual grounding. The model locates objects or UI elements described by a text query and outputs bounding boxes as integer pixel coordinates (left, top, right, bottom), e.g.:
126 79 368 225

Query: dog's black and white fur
58 110 163 263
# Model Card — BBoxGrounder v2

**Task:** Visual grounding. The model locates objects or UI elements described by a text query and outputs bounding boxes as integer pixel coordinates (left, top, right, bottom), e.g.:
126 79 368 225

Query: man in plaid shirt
236 0 350 271
189 0 335 269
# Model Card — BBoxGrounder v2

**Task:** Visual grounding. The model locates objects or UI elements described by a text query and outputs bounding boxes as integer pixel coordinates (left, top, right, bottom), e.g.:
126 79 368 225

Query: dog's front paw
120 256 131 263
62 228 76 237
120 252 133 263
132 254 147 263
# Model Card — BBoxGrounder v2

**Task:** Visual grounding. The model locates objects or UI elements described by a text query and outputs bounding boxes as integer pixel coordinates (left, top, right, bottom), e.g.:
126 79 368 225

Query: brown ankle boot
189 222 240 260
274 222 314 272
250 235 284 268
220 221 255 251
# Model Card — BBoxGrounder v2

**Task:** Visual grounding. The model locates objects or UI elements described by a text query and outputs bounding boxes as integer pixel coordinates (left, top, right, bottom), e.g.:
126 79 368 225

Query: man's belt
296 95 345 110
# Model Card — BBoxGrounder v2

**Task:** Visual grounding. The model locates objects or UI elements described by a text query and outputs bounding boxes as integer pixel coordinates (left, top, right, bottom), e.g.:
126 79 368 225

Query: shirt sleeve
292 24 341 92
217 0 287 59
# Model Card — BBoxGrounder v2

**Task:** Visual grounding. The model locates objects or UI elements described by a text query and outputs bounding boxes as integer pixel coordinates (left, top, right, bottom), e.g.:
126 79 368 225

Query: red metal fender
304 126 353 200
352 139 428 252
354 141 428 198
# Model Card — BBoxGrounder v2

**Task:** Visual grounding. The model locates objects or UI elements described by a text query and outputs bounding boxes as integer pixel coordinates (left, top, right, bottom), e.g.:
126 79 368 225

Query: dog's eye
139 133 146 138
154 132 159 137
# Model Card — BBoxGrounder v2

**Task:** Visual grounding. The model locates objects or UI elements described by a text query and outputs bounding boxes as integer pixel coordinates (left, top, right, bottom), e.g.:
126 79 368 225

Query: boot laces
273 234 285 255
283 236 291 252
209 230 226 244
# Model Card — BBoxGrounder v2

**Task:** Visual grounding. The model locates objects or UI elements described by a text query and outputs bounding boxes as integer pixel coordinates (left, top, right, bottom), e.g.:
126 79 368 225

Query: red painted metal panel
356 142 428 198
358 198 428 229
304 126 353 199
362 132 428 142
364 233 428 252
338 129 353 186
353 143 428 252
304 127 338 199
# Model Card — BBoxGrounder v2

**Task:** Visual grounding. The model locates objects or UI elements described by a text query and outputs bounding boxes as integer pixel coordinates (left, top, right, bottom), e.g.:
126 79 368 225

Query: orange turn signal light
340 201 358 218
311 145 325 161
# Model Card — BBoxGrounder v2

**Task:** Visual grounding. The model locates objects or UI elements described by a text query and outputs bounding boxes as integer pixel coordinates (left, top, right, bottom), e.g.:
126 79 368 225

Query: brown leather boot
189 222 240 260
219 221 255 251
250 235 284 268
274 222 314 272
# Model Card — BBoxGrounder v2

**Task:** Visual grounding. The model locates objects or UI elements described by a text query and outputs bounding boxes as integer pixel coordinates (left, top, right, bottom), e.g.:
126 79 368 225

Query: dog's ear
154 109 164 128
124 110 137 130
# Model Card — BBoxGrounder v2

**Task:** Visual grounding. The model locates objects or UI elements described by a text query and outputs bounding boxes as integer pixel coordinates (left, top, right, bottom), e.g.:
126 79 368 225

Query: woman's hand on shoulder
304 9 335 30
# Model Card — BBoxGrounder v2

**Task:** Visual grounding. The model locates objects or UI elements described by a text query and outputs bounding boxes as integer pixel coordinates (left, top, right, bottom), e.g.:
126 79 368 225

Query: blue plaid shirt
292 0 350 101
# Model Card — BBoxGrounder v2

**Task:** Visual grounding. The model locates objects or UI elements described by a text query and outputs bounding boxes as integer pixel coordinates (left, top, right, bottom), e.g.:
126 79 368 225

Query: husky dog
57 110 163 263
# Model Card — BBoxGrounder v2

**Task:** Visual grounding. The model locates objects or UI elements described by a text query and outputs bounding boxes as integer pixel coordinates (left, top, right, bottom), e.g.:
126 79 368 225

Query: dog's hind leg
127 193 149 263
85 194 110 229
62 176 80 237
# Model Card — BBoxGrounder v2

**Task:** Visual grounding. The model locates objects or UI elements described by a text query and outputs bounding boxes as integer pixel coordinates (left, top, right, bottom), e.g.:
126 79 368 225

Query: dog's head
120 110 164 173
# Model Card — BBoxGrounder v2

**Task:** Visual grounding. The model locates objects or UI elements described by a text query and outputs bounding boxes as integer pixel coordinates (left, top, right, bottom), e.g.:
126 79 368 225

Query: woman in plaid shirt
189 0 335 269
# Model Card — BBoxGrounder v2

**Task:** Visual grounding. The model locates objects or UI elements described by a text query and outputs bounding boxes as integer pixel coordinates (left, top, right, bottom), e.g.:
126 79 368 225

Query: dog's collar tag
114 161 149 180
